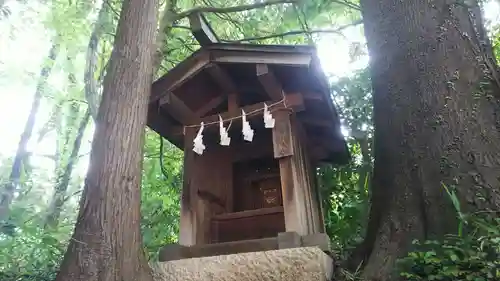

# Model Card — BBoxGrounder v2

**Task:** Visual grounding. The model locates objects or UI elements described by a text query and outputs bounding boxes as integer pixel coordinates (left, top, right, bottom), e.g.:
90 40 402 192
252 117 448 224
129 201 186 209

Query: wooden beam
159 92 197 124
195 95 225 117
256 64 283 101
302 91 324 101
168 93 305 134
228 94 239 114
206 64 239 115
179 127 197 246
188 12 219 46
197 190 225 209
212 50 313 66
273 112 322 236
200 92 305 125
151 51 210 103
207 64 238 94
146 105 183 146
272 110 294 158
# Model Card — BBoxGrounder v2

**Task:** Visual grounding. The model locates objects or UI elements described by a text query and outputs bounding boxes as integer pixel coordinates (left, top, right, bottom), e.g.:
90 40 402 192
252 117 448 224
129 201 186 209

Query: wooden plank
161 237 280 261
207 64 238 94
276 113 322 236
213 206 284 221
200 92 305 125
272 110 294 158
159 232 330 262
256 64 284 101
277 232 301 249
230 133 273 162
188 12 219 46
179 145 233 245
302 91 324 101
179 128 197 246
312 167 327 233
279 158 303 233
207 43 317 54
159 92 197 124
150 50 210 103
211 209 285 243
212 50 313 66
228 93 238 114
146 103 185 147
194 95 225 117
298 122 322 233
197 190 225 209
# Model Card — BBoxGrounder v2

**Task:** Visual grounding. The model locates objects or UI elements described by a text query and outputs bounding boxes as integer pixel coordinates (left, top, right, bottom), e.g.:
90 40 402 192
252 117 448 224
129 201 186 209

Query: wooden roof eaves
150 48 211 103
308 56 351 164
150 44 317 104
148 43 349 163
205 43 317 54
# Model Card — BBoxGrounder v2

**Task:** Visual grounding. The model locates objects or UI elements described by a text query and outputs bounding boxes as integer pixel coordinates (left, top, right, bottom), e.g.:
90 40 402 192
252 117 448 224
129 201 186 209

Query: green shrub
398 234 499 280
397 182 500 281
397 212 499 280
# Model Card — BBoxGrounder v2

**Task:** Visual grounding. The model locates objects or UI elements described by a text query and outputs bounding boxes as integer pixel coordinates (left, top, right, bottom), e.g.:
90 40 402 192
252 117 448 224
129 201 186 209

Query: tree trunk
358 0 500 280
54 0 158 279
44 108 91 229
84 1 110 119
153 0 176 74
0 42 60 222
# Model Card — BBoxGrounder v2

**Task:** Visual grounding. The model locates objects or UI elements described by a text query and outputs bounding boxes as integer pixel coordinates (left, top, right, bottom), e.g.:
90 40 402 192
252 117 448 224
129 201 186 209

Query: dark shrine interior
148 43 349 247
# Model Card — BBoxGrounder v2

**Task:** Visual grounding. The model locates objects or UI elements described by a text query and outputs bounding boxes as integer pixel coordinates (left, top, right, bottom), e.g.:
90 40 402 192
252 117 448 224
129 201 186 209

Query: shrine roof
147 43 350 165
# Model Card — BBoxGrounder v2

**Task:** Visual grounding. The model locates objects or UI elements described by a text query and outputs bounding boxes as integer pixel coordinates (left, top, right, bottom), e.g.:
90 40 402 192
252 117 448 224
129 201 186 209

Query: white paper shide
263 103 275 128
193 122 206 155
219 115 231 146
241 109 254 142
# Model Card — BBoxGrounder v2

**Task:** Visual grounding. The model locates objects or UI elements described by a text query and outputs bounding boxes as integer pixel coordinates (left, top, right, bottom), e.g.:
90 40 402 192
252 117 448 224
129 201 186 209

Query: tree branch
175 0 296 20
332 0 360 11
223 19 363 43
171 25 191 31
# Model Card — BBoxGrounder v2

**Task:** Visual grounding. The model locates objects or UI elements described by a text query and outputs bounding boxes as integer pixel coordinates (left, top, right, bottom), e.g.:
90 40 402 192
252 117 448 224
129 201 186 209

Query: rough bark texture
0 42 59 222
54 0 158 280
358 0 500 280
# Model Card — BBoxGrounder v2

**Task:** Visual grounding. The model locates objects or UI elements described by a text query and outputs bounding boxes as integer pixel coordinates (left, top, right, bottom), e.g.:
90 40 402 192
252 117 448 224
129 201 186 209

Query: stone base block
152 247 333 281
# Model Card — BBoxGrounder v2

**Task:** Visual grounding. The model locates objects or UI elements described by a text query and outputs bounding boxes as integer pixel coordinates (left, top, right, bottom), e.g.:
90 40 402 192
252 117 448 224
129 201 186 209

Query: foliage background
0 0 498 280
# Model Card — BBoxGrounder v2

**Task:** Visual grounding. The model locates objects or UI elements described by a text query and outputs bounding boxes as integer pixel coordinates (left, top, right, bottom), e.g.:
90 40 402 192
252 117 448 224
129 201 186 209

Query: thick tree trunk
358 0 500 280
54 0 158 280
45 108 91 229
0 42 59 222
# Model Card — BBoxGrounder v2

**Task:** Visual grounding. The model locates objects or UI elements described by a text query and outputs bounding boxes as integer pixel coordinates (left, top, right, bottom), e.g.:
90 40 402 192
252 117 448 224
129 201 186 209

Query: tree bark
0 42 60 222
84 1 110 119
54 0 158 280
358 0 500 280
153 0 176 73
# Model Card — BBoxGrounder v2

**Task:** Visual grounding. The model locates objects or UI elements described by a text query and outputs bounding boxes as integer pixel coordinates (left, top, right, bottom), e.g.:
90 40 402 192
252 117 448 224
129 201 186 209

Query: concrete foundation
152 247 333 281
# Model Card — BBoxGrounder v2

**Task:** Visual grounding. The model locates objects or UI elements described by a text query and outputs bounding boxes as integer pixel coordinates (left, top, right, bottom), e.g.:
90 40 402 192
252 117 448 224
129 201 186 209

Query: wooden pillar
272 109 322 235
179 128 232 246
179 127 198 246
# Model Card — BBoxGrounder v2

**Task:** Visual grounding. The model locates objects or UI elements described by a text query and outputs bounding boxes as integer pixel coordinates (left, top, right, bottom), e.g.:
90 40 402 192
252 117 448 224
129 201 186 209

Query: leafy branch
175 0 296 20
332 0 360 11
223 19 363 42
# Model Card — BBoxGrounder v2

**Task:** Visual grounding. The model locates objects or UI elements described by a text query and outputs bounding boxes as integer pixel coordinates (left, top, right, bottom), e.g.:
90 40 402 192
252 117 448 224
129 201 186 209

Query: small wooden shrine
147 14 349 260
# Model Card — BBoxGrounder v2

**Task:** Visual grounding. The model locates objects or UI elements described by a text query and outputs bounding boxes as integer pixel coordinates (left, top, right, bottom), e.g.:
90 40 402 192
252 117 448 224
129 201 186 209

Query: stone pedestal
152 247 333 281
